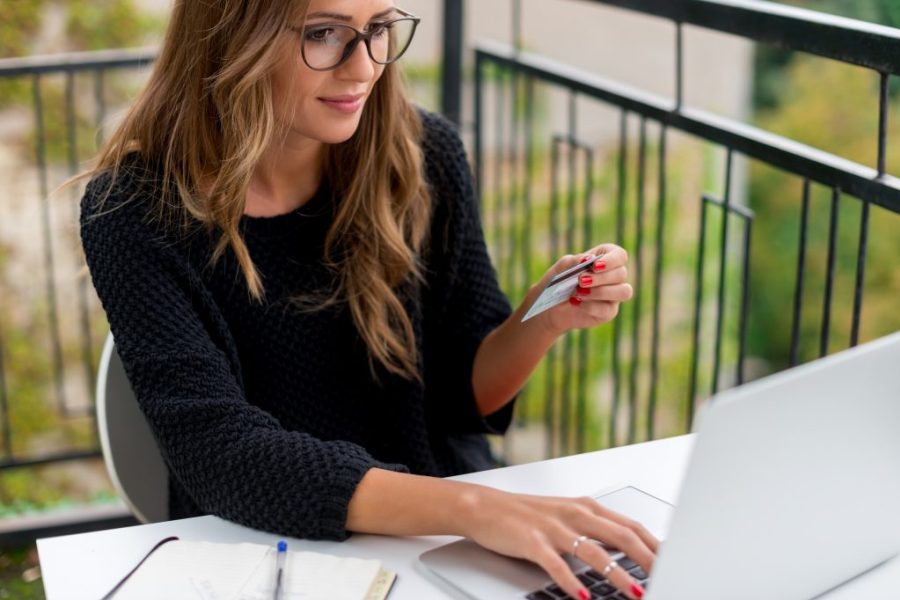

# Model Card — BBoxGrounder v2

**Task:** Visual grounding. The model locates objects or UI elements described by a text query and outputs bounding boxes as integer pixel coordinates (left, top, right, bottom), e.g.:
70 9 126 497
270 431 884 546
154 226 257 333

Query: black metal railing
475 0 900 457
0 47 156 545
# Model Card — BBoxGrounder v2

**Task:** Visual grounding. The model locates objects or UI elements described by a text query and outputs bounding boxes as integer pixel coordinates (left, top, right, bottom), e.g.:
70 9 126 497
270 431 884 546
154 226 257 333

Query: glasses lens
369 18 416 64
303 24 357 70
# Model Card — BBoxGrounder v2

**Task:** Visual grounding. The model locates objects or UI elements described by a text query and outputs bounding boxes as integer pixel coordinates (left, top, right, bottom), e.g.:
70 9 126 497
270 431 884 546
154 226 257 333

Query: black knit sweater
81 111 514 540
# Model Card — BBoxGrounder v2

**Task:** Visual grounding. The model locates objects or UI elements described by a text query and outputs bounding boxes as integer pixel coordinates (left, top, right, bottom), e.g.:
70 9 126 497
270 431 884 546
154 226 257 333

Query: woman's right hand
348 469 657 598
458 486 658 600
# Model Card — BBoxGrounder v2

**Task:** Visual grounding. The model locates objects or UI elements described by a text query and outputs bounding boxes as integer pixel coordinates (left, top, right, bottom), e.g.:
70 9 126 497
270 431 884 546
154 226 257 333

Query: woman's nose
335 39 376 82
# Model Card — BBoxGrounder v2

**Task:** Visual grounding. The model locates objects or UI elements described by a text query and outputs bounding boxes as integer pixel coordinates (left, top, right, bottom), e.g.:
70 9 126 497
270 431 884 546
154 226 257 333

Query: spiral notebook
106 538 396 600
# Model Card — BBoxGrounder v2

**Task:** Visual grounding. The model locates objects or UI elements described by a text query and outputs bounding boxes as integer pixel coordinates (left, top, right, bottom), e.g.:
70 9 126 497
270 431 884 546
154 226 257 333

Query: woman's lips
318 94 365 114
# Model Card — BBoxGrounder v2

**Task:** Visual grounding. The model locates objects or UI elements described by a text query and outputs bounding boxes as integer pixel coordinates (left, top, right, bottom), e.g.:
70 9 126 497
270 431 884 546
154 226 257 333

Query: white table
37 435 900 599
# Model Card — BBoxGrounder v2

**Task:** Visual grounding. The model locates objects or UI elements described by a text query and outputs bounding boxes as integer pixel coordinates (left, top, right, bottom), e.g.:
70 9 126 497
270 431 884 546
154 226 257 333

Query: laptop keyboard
525 556 650 600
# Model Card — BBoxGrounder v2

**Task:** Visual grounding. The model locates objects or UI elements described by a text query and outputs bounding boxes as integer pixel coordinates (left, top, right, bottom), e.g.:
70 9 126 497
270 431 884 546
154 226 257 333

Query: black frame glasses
294 8 420 72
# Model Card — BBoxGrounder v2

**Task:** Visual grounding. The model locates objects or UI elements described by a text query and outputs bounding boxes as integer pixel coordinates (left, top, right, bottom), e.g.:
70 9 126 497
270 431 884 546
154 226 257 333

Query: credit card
521 256 596 322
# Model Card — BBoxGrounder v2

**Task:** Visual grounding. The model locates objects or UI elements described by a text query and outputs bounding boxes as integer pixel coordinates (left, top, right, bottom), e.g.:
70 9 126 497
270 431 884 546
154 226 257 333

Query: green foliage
0 464 117 516
23 80 100 164
0 0 160 532
2 1 162 165
0 0 45 58
65 0 163 51
0 0 47 105
486 31 900 454
754 0 900 110
749 0 900 369
803 0 896 23
0 237 107 513
0 544 44 600
483 112 715 453
402 61 441 85
747 56 900 367
0 257 59 460
401 61 441 112
882 2 900 24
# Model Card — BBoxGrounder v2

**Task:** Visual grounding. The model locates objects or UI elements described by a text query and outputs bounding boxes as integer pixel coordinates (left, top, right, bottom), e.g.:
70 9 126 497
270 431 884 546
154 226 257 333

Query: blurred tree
1 0 161 106
66 0 161 51
0 0 47 104
0 0 46 58
755 0 900 110
0 0 162 521
747 54 900 369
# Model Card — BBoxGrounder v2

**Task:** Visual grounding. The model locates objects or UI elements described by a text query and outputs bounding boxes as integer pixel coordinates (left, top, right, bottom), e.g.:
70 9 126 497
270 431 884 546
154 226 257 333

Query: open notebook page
112 540 385 600
238 549 382 600
114 541 269 600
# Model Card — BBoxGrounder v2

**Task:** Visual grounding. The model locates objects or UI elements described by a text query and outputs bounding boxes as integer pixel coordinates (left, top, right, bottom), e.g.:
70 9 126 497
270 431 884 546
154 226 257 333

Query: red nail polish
631 582 645 599
569 296 583 306
576 286 591 296
580 275 593 286
593 261 607 272
579 255 590 263
578 588 591 600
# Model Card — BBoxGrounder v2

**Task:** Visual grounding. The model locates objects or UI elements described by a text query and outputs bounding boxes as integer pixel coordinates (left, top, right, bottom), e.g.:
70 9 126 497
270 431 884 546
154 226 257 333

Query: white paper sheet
113 540 382 600
237 550 382 600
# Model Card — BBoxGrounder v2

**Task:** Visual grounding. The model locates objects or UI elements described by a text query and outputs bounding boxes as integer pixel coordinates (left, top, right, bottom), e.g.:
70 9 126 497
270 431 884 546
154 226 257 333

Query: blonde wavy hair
86 0 431 379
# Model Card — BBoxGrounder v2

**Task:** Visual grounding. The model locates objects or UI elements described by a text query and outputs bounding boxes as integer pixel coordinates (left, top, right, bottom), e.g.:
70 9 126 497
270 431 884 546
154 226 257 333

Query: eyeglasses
294 9 420 72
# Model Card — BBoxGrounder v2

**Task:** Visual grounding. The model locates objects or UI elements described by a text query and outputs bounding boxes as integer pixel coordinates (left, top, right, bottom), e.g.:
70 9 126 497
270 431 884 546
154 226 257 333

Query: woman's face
272 0 396 146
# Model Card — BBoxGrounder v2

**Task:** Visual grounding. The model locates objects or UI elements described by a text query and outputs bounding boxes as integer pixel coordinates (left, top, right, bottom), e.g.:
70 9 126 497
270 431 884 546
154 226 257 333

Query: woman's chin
310 121 363 145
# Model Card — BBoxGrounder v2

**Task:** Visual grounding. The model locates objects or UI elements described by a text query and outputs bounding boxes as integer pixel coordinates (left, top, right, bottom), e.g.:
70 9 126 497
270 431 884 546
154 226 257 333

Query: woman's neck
245 137 325 217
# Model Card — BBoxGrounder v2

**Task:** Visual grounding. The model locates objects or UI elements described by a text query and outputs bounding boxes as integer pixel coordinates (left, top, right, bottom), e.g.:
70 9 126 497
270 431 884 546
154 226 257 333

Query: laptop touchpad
593 486 675 542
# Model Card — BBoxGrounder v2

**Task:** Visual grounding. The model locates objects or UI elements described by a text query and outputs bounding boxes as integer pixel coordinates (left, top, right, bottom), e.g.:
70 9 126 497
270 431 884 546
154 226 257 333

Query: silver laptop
420 331 900 600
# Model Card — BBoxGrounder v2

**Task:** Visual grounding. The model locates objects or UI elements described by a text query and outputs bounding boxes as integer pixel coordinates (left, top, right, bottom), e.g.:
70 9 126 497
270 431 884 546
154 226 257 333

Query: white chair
96 333 169 523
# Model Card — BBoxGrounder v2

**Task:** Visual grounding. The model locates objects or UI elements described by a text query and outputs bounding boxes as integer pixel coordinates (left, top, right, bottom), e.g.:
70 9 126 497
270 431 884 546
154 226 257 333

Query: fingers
567 499 656 597
570 244 631 313
577 266 628 288
531 521 650 600
467 491 655 600
533 545 593 600
584 244 628 272
575 282 633 303
592 503 661 555
543 500 654 600
576 541 647 600
587 520 655 575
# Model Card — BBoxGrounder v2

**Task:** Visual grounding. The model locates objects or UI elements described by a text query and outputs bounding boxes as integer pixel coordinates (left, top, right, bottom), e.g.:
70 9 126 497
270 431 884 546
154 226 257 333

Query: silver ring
601 559 619 577
571 535 589 560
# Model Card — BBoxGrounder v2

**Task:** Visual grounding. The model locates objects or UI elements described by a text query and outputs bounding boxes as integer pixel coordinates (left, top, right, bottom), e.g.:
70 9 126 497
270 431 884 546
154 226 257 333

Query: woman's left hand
526 243 632 337
473 243 631 415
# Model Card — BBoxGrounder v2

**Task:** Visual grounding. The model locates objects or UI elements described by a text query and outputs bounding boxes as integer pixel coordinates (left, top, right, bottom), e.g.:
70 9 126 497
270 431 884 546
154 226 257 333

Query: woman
80 1 652 598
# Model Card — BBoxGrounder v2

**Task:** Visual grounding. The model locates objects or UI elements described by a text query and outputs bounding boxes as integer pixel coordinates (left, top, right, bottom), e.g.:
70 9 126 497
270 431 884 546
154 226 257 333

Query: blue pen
273 540 287 600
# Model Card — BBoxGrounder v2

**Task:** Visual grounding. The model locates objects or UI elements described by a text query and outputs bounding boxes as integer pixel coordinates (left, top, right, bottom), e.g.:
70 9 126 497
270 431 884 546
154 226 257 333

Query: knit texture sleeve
80 171 407 540
420 112 516 435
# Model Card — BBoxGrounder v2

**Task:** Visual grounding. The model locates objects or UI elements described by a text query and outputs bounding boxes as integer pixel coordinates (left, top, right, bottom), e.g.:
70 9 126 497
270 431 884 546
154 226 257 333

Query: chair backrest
96 333 169 523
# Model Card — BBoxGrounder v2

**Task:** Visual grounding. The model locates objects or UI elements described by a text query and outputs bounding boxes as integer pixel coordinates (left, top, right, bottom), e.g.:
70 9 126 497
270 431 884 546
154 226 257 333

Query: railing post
441 0 464 126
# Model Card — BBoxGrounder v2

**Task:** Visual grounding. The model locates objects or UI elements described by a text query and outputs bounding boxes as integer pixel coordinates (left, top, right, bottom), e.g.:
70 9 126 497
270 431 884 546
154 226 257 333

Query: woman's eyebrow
305 8 397 22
